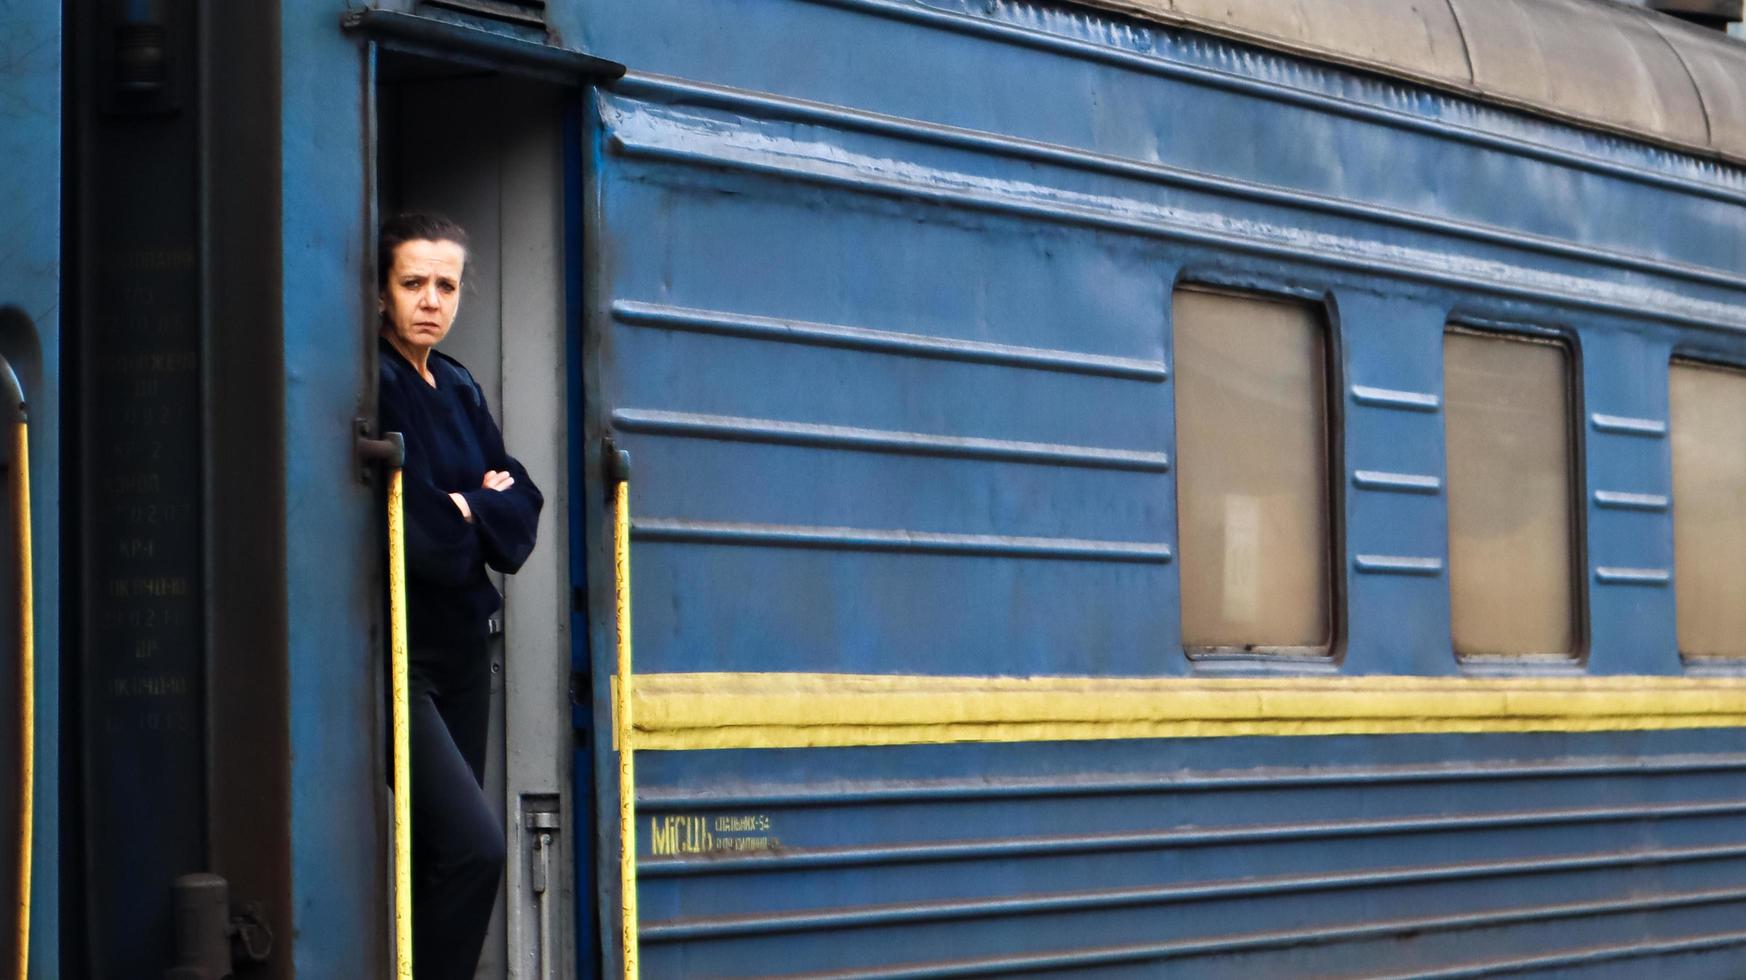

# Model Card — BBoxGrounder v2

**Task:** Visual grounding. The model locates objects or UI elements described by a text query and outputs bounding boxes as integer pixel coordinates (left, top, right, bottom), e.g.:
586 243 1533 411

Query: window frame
1171 282 1347 666
1667 354 1746 666
1441 322 1588 665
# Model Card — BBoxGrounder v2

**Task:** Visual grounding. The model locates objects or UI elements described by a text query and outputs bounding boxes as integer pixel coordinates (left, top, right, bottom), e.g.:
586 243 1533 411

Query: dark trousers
406 638 506 980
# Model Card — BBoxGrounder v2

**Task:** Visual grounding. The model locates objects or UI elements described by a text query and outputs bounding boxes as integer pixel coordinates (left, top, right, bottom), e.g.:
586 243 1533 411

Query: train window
1173 287 1332 653
1670 360 1746 659
1444 329 1577 658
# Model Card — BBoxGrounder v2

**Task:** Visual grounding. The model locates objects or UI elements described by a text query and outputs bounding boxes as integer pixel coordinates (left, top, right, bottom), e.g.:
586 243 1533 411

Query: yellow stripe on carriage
621 673 1746 750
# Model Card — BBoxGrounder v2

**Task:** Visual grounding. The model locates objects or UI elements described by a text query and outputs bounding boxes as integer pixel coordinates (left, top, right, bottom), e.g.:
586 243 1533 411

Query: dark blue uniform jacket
379 337 543 648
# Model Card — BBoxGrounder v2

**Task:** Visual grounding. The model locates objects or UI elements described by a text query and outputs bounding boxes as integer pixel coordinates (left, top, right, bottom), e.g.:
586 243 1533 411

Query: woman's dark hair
378 212 469 289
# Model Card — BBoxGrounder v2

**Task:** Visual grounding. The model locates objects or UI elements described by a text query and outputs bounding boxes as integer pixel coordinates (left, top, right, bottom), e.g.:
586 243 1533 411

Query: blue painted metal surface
29 0 1746 972
563 0 1746 974
280 2 388 974
632 732 1746 977
572 8 1741 681
576 0 1746 681
0 3 60 976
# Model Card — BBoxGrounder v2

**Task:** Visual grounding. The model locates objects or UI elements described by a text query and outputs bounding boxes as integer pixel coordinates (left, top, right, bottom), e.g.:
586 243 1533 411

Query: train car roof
1076 0 1746 165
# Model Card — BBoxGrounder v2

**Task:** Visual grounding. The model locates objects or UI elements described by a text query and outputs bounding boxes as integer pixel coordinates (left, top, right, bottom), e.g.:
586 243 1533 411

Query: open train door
0 5 59 979
355 10 621 976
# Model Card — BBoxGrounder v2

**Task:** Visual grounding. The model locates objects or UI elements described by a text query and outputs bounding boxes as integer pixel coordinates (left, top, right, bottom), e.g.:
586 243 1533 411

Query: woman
376 212 542 979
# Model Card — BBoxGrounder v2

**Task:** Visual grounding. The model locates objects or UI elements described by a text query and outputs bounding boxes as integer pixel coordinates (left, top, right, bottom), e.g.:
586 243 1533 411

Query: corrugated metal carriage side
578 0 1746 976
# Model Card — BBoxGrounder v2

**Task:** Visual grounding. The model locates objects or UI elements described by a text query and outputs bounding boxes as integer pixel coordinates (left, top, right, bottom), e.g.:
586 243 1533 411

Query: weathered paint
280 0 388 973
571 0 1746 974
626 673 1746 749
576 0 1746 680
39 0 1746 973
1073 0 1746 166
633 731 1746 977
0 3 59 975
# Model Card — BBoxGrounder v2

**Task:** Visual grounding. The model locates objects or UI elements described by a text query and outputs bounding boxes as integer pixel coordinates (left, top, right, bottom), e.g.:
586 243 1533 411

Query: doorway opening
376 52 587 980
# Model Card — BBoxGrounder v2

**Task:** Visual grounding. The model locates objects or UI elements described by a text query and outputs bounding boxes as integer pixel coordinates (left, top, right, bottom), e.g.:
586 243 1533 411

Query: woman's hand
450 472 514 523
449 471 514 522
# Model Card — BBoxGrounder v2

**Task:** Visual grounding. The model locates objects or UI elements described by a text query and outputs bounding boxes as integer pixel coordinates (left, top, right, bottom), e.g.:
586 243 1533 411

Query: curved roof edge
1075 0 1746 166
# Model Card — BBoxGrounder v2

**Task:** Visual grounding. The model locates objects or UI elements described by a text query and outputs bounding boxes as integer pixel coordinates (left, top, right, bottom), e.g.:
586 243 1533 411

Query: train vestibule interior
378 52 585 979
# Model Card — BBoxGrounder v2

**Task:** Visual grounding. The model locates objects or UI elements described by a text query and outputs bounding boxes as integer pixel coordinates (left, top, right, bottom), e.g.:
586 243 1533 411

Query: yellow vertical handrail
387 466 413 979
612 471 639 980
12 407 31 980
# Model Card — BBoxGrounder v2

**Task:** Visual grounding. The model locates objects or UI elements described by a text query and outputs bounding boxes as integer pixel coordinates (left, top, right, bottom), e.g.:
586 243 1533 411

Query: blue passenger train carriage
23 0 1746 976
586 0 1746 976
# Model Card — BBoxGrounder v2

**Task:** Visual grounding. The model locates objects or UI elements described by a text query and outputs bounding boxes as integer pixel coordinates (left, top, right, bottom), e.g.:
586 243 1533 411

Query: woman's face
380 238 466 352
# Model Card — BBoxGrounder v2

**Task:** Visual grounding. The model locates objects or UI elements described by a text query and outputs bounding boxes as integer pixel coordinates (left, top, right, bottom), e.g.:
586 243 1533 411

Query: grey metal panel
1099 0 1473 88
1462 0 1706 148
1200 0 1470 85
494 83 576 980
1292 0 1472 83
1649 18 1746 161
1075 0 1745 162
1446 0 1549 102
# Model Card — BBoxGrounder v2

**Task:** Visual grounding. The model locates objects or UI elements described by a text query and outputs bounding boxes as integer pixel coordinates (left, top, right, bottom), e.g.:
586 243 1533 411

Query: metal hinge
355 417 405 483
602 438 631 495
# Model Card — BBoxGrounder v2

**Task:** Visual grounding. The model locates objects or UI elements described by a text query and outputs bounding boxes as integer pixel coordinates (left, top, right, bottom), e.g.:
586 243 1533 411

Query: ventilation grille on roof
1645 0 1743 30
421 0 546 30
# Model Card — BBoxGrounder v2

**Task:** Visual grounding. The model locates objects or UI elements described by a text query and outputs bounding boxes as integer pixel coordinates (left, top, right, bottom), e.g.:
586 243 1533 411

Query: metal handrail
1 354 31 980
611 456 639 980
386 453 413 979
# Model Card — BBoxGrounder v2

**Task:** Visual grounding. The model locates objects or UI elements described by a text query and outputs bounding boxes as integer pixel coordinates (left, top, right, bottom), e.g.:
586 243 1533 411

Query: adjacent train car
1 3 60 979
14 0 1746 976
